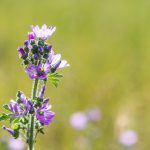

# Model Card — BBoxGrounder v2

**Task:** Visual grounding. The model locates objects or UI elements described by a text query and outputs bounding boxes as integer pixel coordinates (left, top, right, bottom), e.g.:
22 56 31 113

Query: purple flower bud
47 45 52 50
39 85 46 99
2 126 15 136
28 32 35 41
17 47 26 58
38 45 44 53
45 45 52 52
34 53 39 60
24 40 29 47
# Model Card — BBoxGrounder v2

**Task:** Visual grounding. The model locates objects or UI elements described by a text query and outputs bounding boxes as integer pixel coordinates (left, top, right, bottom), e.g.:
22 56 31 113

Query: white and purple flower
32 24 56 40
47 50 70 72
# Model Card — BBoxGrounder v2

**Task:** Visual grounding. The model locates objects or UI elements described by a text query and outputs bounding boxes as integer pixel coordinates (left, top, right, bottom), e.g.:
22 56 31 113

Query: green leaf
14 129 19 139
55 74 63 78
0 113 11 121
48 73 63 87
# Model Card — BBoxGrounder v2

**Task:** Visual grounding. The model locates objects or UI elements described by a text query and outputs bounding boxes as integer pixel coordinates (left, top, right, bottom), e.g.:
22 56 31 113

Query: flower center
40 111 44 115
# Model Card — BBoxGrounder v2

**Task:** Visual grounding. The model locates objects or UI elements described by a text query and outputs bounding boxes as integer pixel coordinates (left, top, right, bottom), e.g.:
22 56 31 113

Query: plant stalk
28 78 39 150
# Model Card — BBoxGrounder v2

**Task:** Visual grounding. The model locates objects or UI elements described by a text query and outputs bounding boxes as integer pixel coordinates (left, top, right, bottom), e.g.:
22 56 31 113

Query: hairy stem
28 78 39 150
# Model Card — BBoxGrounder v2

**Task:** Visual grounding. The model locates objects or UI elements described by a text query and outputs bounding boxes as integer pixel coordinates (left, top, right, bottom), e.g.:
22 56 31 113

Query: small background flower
8 138 25 150
69 112 88 130
119 129 138 147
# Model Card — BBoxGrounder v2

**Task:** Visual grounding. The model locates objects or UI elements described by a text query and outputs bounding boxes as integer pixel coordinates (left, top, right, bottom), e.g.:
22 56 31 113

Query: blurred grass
0 0 150 149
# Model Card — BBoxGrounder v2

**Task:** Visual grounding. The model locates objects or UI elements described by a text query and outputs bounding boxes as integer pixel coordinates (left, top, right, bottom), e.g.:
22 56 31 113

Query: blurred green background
0 0 150 149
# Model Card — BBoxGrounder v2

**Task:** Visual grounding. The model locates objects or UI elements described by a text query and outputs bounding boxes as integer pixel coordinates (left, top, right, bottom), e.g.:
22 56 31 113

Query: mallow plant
0 24 69 150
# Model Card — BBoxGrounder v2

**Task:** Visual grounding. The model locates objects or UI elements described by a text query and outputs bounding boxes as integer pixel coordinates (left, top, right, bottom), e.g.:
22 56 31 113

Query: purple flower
119 130 138 146
19 91 34 113
7 92 33 118
70 112 88 130
32 24 56 40
36 63 50 79
17 47 26 58
25 62 51 80
8 100 22 117
39 85 46 99
36 98 55 125
24 64 37 79
2 126 15 136
28 32 35 41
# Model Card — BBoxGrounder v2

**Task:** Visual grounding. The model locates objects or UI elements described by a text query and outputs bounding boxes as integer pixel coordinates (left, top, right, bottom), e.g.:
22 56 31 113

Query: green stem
32 78 39 99
28 78 39 150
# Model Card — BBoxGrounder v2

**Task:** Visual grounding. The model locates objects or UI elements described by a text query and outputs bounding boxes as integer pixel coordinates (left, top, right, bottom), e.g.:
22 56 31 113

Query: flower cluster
0 24 69 149
18 24 69 80
2 85 55 138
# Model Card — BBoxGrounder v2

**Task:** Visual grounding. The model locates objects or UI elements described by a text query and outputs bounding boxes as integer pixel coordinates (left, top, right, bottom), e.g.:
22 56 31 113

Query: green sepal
30 40 35 45
13 129 19 139
38 39 45 46
39 129 45 134
33 97 43 108
20 117 28 124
